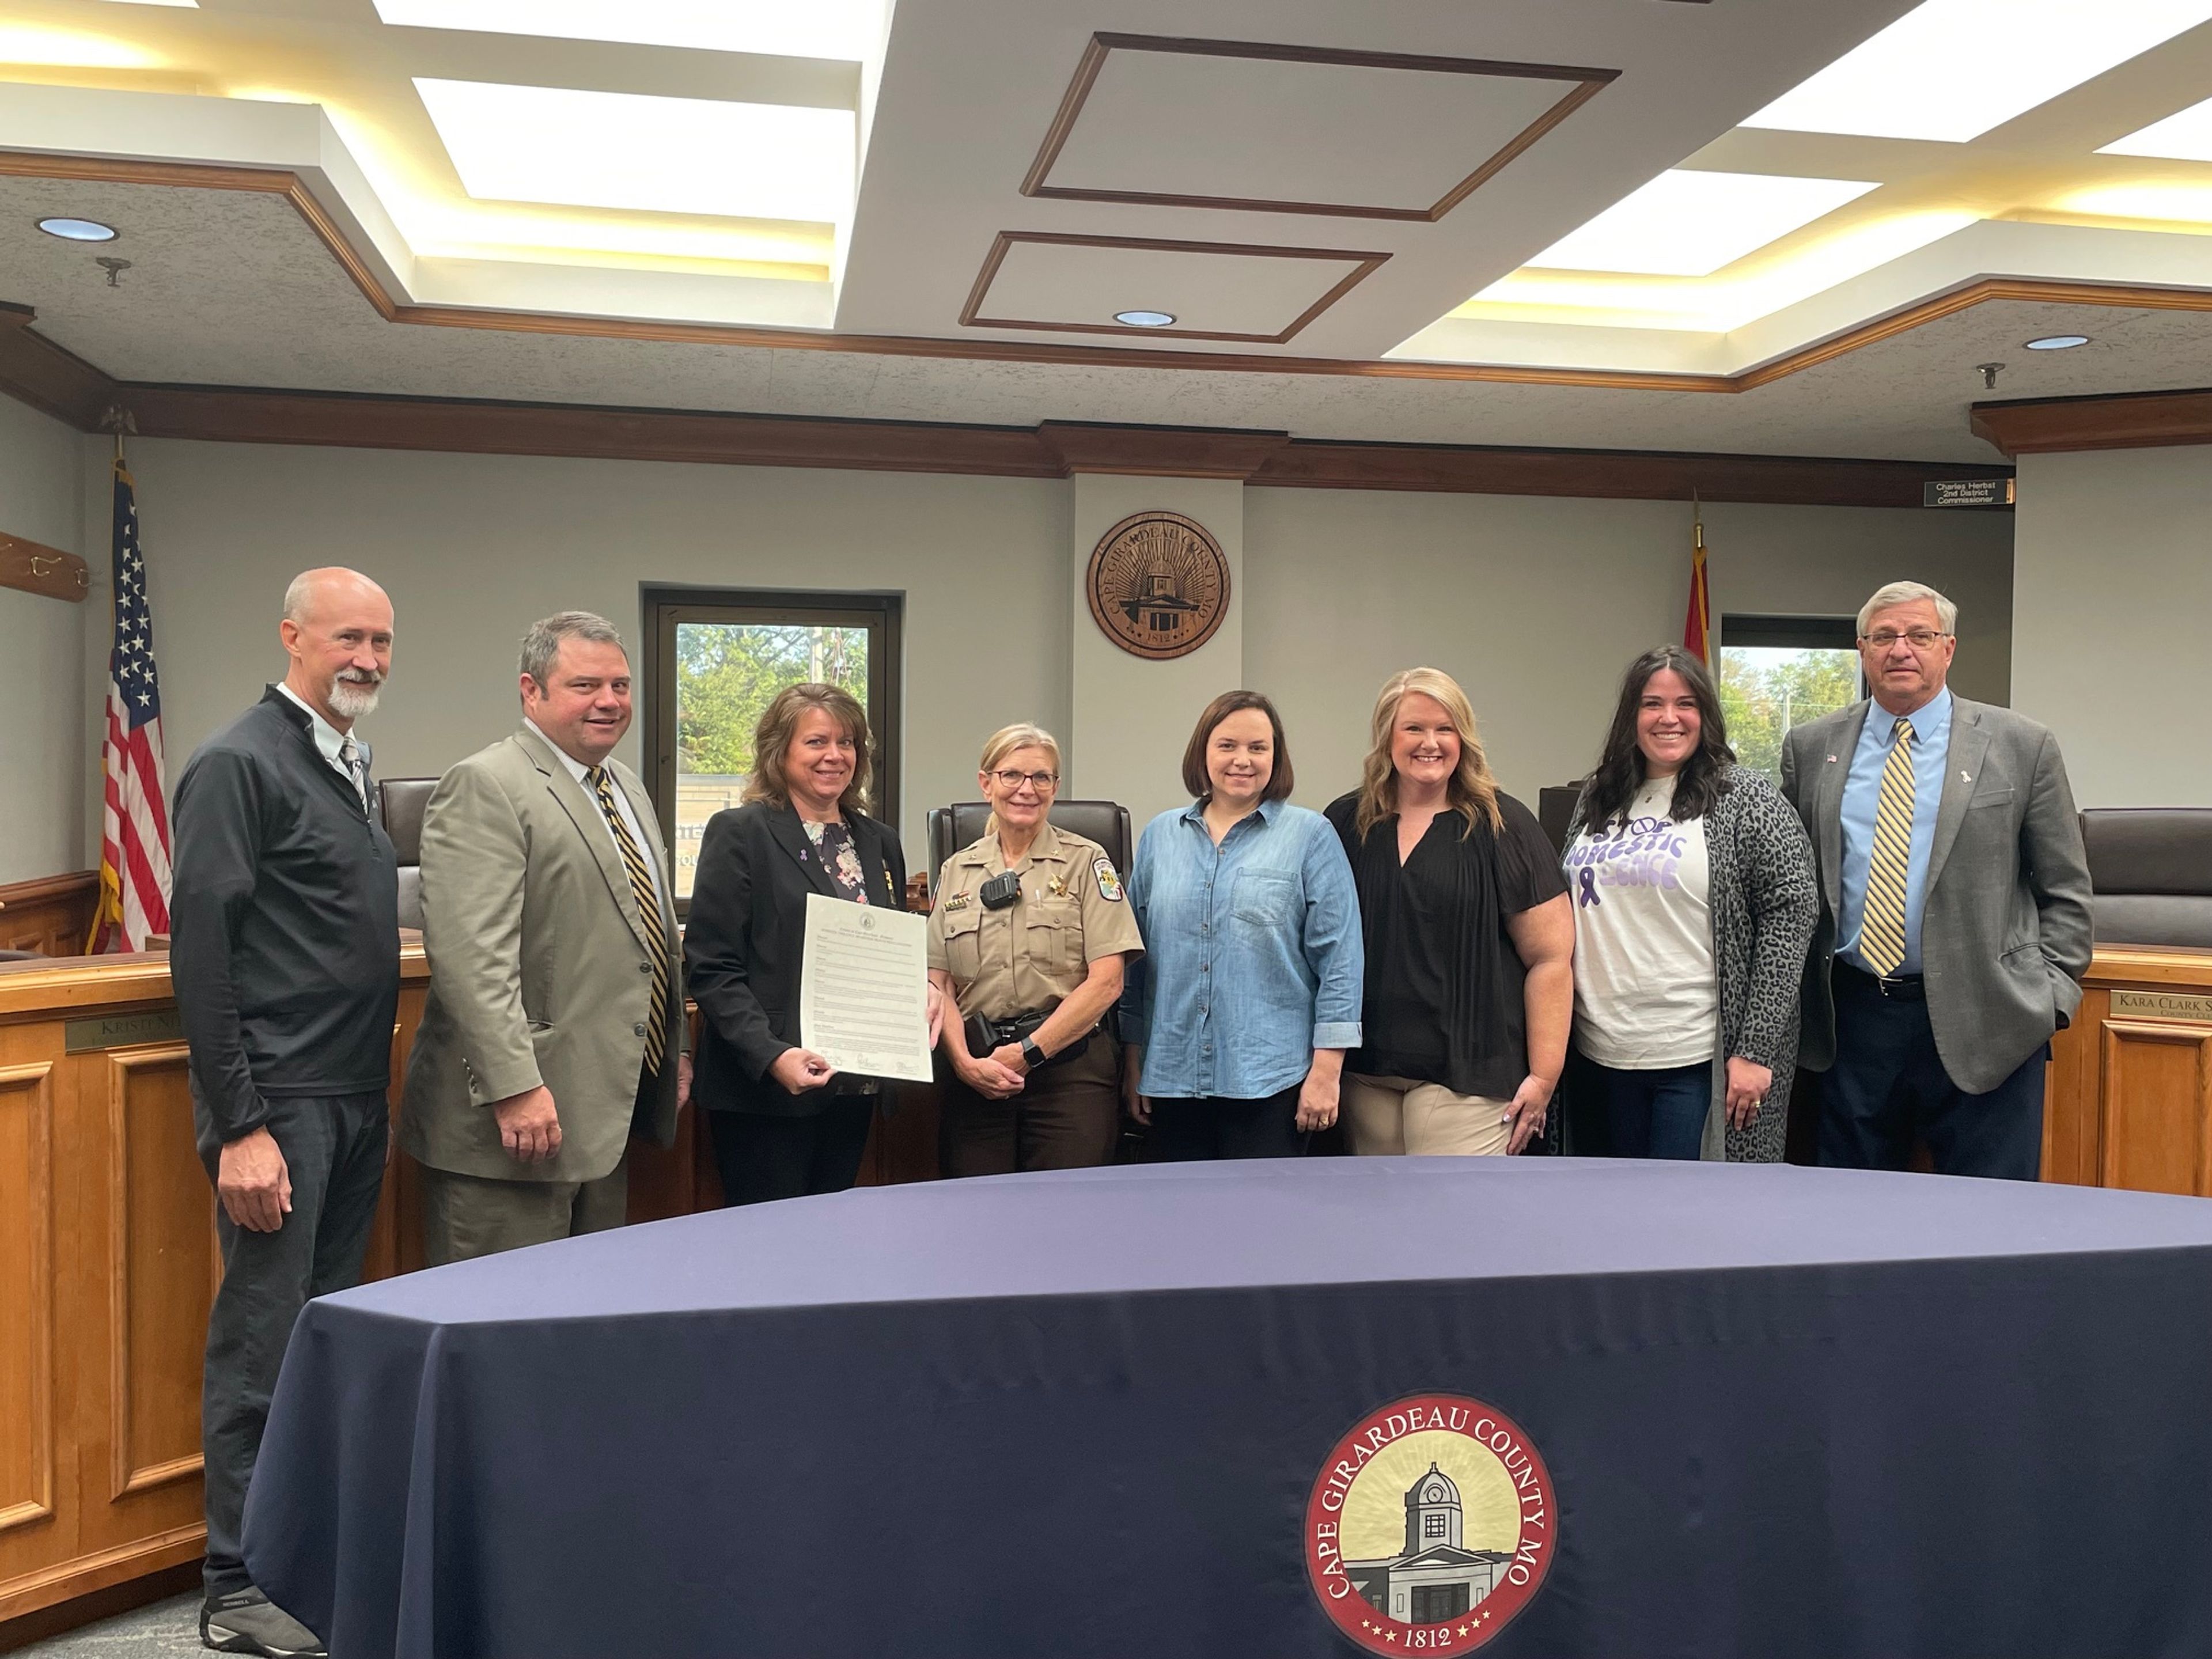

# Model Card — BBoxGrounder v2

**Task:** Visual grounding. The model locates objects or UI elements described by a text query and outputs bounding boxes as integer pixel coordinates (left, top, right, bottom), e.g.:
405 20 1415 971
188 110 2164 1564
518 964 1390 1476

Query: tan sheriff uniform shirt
927 820 1143 1021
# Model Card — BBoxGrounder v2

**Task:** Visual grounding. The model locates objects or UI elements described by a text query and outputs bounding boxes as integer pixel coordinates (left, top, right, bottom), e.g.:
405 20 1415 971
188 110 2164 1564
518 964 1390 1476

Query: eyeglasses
990 769 1059 792
1861 629 1949 651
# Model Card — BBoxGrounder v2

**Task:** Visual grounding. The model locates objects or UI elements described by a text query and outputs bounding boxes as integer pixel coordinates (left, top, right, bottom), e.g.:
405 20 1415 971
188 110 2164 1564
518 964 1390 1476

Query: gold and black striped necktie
1859 717 1916 978
586 766 669 1075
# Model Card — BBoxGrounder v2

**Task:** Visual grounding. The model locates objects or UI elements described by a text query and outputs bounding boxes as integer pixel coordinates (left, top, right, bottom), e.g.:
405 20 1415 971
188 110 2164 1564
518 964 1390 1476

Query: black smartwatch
1019 1035 1046 1068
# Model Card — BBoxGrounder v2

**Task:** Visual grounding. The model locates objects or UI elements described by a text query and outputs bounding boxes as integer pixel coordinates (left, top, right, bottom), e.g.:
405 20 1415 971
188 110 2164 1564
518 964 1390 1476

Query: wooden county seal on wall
1085 510 1230 661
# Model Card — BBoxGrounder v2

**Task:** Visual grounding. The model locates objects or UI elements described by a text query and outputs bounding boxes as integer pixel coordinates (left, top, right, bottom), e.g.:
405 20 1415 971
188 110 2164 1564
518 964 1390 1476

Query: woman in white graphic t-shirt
1560 647 1818 1161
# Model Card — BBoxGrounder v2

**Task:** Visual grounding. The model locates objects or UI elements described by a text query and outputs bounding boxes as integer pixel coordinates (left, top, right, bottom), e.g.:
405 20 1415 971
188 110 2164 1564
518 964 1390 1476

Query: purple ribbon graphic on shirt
1578 867 1600 908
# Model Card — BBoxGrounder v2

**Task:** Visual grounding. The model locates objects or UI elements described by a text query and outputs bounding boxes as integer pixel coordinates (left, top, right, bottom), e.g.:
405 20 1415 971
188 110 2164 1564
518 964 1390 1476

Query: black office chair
2080 808 2212 949
377 777 438 932
923 800 1134 893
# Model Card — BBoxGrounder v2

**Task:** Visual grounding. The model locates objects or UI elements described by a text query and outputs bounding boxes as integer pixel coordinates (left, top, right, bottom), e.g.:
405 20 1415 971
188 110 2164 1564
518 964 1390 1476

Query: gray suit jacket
1780 695 2093 1094
402 726 685 1183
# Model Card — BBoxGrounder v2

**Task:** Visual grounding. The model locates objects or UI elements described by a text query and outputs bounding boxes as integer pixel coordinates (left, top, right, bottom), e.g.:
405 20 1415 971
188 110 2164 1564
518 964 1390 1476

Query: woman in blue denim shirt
1119 691 1364 1159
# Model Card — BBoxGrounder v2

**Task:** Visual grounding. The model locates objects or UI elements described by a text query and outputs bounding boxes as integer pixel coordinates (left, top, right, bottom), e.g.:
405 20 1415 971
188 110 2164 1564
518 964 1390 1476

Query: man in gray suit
403 611 688 1260
1781 580 2092 1179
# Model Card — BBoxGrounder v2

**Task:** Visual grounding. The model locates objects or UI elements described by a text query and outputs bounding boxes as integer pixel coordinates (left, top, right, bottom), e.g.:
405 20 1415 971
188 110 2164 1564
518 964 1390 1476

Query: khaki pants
419 1153 630 1266
1344 1074 1513 1157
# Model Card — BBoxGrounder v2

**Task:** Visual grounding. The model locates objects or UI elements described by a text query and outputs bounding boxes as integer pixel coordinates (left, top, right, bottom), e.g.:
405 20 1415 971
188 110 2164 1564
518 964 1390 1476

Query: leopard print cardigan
1563 764 1820 1162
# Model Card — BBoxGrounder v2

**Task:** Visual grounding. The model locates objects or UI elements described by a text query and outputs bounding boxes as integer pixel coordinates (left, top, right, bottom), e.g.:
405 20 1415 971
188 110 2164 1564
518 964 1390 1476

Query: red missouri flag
1682 509 1713 664
89 460 172 952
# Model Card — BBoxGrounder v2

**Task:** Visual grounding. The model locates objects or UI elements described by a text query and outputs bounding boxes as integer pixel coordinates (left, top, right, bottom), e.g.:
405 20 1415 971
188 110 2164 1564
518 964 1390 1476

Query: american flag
89 461 171 952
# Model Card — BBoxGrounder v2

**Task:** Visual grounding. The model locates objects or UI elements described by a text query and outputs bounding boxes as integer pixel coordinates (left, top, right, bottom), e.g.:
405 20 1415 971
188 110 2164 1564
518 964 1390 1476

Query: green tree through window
675 623 868 776
1719 645 1861 782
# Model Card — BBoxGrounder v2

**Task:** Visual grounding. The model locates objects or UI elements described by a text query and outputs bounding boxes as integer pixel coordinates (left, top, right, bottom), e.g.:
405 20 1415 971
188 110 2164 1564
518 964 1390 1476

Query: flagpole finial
98 405 138 463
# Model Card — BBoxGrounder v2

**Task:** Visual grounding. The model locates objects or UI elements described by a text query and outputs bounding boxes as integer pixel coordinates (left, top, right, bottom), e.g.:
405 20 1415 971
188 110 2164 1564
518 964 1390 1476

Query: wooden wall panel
0 1064 55 1536
2097 1021 2212 1197
0 874 99 960
105 1048 213 1501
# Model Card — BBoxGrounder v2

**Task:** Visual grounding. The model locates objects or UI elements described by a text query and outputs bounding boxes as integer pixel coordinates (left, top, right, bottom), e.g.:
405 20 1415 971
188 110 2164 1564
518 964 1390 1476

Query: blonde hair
978 723 1061 838
1354 668 1503 841
742 683 872 815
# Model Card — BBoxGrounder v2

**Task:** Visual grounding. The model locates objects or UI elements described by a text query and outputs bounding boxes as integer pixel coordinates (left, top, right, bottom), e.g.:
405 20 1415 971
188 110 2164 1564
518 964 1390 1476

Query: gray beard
329 677 381 721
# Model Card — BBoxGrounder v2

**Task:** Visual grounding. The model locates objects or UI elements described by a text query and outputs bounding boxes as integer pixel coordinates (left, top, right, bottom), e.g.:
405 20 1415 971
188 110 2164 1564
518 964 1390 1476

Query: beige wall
1244 490 2016 809
1067 474 1244 830
2013 448 2212 807
107 439 1071 857
0 397 85 883
13 435 2024 880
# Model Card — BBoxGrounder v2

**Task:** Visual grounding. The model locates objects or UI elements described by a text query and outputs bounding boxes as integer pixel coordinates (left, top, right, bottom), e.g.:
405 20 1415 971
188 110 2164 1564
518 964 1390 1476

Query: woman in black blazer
684 683 927 1204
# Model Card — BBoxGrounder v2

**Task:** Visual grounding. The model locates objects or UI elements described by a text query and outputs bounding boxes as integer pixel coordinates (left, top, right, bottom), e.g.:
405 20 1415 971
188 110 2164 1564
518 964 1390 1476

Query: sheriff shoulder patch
1094 858 1125 902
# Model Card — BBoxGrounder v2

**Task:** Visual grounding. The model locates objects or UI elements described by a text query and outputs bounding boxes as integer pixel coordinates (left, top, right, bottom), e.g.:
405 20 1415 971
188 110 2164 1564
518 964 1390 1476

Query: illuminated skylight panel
1525 171 1880 277
377 1 880 62
1744 0 2212 143
415 79 855 224
2101 90 2212 159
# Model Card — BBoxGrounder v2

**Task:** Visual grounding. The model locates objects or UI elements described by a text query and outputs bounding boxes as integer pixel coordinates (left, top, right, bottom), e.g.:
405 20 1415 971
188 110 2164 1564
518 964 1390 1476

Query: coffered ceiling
1 0 2210 463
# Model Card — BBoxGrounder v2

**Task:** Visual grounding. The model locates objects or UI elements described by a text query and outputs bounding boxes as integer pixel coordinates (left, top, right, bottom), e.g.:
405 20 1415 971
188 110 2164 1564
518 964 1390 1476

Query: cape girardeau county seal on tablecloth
1305 1395 1557 1654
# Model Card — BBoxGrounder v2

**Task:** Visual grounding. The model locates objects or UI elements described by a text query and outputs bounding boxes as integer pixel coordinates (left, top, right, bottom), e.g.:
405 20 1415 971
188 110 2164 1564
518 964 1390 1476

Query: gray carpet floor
15 1595 204 1658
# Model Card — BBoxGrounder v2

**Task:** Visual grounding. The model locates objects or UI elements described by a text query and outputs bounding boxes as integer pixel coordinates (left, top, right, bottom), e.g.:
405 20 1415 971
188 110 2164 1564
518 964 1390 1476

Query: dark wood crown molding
0 336 2008 507
0 301 113 428
1020 33 1616 222
1971 387 2212 456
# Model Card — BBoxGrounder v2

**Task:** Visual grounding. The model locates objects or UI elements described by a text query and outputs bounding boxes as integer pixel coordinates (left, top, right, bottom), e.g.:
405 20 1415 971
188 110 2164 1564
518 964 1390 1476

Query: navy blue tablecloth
245 1160 2212 1659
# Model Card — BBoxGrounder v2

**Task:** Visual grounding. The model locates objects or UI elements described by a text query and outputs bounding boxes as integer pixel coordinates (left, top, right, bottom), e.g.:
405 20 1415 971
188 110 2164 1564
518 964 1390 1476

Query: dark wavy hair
1576 646 1736 831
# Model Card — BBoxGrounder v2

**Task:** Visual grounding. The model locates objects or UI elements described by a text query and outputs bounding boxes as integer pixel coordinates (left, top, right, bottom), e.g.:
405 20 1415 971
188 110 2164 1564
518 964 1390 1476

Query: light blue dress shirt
1837 687 1952 975
1120 798 1363 1100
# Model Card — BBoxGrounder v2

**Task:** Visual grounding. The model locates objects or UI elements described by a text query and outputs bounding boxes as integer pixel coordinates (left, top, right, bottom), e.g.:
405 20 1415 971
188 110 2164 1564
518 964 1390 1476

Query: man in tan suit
403 611 688 1262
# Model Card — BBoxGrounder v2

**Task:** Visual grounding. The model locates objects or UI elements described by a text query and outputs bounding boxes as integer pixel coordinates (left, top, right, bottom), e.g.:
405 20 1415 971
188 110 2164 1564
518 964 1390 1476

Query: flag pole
1683 490 1713 665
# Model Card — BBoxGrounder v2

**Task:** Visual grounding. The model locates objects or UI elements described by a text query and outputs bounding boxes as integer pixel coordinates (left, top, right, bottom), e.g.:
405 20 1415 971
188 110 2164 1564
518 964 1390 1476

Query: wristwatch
1019 1036 1046 1069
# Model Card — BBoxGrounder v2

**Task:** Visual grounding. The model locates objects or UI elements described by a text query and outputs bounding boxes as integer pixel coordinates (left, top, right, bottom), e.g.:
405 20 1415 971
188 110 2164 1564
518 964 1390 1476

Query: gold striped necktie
1859 717 1916 978
588 766 669 1075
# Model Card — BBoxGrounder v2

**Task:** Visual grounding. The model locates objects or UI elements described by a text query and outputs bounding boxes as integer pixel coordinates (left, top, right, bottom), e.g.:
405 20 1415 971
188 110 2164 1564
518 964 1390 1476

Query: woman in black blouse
1325 668 1574 1156
684 682 938 1205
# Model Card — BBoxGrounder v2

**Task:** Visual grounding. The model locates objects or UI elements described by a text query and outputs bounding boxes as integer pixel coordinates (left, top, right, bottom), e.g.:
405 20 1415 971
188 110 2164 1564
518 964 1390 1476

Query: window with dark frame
1717 613 1863 785
641 586 903 910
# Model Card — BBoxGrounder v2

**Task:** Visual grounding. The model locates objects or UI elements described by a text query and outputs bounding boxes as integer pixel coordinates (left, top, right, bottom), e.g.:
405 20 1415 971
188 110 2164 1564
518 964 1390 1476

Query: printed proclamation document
798 892 934 1082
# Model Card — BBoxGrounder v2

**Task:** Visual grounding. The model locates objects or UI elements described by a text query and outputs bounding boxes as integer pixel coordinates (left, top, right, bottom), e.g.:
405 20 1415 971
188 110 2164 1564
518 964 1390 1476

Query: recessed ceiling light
377 0 879 62
2100 90 2212 161
1525 170 1880 277
37 217 119 242
414 79 855 224
1744 0 2212 143
2024 334 2090 349
1113 310 1176 327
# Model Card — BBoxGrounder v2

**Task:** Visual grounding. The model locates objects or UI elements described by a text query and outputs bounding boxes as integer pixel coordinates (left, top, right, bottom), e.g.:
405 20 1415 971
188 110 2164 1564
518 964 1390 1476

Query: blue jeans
1584 1056 1713 1160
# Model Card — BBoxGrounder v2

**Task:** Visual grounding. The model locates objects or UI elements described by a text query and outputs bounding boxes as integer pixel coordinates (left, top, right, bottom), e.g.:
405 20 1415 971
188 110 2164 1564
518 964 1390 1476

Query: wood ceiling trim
1018 33 1618 223
3 151 2211 393
958 231 1391 343
1969 387 2212 456
0 301 113 428
0 349 2009 506
1250 439 2010 508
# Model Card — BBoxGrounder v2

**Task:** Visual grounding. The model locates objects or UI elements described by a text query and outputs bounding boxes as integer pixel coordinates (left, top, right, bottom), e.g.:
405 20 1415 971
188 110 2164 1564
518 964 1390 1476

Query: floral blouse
803 818 870 904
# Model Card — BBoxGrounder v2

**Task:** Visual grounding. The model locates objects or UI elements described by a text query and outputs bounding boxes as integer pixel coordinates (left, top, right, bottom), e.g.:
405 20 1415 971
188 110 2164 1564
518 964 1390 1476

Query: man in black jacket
170 566 397 1658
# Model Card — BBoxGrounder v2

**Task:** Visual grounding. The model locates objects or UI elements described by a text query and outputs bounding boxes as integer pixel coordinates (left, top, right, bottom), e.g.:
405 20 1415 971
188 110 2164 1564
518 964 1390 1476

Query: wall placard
1084 510 1230 661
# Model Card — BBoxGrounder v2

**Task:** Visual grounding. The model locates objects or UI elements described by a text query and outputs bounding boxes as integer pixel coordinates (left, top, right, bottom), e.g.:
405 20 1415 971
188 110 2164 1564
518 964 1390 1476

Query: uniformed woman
927 724 1142 1176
